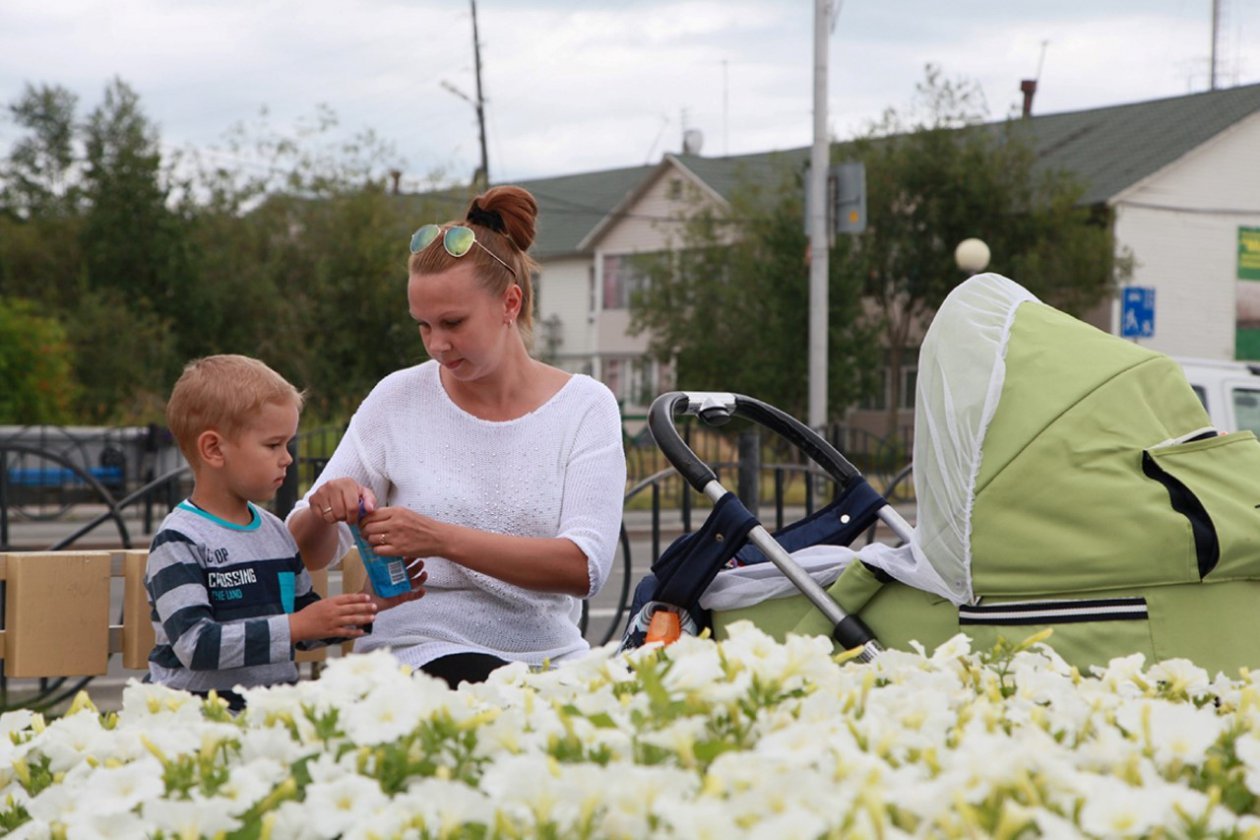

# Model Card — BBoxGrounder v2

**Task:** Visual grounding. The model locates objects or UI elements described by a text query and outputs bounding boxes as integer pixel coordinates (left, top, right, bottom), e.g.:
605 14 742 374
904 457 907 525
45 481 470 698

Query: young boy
146 354 425 710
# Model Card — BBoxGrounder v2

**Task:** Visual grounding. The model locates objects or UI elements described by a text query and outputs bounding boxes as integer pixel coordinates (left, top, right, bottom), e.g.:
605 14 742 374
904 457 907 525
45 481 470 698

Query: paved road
2 499 915 712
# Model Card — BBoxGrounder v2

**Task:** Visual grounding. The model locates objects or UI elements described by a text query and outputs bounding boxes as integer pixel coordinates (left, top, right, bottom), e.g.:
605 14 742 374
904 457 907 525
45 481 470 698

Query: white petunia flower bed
5 623 1260 838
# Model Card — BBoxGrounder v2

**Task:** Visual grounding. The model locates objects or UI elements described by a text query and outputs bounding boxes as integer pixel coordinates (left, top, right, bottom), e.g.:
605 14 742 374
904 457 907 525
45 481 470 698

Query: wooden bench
0 550 366 678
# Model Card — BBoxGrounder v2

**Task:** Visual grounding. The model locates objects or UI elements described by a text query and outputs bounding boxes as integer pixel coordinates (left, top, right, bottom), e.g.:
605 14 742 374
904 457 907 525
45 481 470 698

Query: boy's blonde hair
166 355 304 464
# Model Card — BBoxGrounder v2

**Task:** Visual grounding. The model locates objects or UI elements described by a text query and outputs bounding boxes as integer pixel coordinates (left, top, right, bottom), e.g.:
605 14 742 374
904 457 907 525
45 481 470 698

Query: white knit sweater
292 361 627 668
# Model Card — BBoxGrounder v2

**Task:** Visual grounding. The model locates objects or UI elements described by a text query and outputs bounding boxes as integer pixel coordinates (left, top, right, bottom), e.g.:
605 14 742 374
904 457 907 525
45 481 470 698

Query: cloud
0 0 1255 186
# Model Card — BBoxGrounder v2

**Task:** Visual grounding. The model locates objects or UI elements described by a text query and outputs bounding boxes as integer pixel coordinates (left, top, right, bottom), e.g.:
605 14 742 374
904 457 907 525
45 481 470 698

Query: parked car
1176 357 1260 436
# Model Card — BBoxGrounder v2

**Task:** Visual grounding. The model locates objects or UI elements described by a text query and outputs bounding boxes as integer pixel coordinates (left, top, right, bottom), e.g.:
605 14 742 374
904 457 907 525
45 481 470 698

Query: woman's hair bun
469 185 538 252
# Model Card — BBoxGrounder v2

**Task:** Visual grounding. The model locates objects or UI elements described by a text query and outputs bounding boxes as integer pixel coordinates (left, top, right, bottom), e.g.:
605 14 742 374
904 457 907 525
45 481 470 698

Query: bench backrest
0 550 367 678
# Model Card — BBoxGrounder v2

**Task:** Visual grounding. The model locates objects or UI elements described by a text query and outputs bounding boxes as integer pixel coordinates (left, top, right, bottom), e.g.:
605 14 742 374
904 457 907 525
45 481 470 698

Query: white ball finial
955 238 991 273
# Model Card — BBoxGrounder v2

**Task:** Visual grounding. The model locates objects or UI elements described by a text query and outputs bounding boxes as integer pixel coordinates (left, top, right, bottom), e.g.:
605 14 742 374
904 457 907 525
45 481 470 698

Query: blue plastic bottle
349 500 412 598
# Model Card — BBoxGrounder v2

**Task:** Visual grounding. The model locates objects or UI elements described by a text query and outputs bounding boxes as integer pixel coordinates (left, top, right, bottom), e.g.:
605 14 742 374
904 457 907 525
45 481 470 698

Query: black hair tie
466 201 507 234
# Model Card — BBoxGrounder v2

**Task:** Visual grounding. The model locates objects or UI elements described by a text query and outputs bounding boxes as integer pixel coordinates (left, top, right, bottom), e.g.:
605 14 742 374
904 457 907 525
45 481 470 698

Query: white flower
1146 657 1211 699
396 778 495 833
1114 698 1224 768
1077 774 1169 837
1090 652 1149 696
32 711 109 773
219 758 290 814
338 671 447 745
1236 732 1260 791
116 679 205 726
72 756 164 814
928 632 973 662
237 724 312 767
142 797 243 837
57 809 150 840
2 817 51 839
0 710 36 738
298 774 391 838
654 795 746 839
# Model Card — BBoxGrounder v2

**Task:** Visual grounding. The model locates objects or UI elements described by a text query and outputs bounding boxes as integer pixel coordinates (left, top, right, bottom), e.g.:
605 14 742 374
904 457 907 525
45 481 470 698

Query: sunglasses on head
409 224 517 277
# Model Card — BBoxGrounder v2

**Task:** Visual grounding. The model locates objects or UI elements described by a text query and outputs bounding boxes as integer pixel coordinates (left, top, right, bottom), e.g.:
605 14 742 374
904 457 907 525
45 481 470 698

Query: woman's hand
309 478 377 524
358 507 447 559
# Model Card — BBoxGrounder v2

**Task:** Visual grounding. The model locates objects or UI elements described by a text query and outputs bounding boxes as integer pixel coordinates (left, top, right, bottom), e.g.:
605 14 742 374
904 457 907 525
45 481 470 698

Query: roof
431 82 1260 257
1012 82 1260 204
515 163 655 258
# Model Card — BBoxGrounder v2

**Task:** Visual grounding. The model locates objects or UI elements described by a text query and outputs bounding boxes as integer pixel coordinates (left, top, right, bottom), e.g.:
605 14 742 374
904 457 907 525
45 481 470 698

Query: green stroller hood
914 273 1260 604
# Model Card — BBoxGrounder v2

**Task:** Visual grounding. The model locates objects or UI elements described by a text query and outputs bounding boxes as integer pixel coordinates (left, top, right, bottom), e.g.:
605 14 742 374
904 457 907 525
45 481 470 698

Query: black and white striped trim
959 597 1148 626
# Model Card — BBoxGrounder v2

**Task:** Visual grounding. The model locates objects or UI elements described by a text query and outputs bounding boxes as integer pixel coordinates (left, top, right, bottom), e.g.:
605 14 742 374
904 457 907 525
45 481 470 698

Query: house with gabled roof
417 83 1260 426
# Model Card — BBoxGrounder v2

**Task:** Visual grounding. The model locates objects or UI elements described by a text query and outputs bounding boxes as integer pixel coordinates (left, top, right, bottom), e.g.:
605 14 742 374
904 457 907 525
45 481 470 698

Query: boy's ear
196 429 226 467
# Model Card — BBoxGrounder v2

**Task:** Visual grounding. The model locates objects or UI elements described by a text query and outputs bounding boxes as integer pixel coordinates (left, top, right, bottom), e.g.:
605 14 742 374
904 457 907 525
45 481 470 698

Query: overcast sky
2 0 1256 189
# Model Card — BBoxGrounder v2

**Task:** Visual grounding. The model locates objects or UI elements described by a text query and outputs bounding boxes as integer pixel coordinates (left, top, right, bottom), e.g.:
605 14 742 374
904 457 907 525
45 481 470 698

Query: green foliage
65 287 177 423
1 82 80 219
0 76 442 423
0 298 78 422
628 170 880 420
836 64 1122 425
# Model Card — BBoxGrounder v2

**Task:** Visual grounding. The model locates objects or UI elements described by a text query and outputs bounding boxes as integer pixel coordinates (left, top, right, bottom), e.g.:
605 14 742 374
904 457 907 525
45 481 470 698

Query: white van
1176 357 1260 437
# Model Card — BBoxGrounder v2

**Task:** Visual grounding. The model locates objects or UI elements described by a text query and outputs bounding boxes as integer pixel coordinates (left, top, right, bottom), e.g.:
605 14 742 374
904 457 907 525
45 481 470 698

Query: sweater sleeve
557 384 628 597
289 394 394 565
146 530 294 670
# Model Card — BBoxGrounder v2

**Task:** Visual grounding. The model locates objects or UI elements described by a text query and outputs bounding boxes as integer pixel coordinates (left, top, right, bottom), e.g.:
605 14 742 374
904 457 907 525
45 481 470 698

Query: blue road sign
1121 286 1155 339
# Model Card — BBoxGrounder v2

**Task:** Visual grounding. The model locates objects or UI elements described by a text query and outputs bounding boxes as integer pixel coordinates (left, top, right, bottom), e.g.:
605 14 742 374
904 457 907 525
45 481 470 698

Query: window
1232 388 1260 437
600 355 658 407
857 353 918 411
604 358 623 404
602 254 649 310
900 365 917 410
587 265 596 320
630 357 657 407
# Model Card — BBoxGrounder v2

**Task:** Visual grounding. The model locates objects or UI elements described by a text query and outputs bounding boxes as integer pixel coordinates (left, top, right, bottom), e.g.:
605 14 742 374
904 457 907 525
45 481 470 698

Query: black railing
0 423 915 700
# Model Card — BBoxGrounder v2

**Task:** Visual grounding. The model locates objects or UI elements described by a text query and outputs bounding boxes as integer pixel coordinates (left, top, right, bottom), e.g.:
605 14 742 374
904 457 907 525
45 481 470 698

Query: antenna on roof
644 114 670 163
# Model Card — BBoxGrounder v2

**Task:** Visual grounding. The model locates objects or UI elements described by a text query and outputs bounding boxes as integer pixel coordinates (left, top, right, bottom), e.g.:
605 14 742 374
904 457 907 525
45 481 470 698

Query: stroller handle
648 391 863 493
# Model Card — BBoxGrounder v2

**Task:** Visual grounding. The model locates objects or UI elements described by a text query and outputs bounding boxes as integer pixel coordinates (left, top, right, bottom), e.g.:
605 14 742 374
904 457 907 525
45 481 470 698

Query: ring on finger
321 506 334 515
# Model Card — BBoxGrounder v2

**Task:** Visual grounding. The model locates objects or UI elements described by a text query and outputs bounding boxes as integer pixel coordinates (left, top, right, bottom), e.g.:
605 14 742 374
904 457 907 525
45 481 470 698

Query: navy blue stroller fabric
621 478 888 648
621 493 757 649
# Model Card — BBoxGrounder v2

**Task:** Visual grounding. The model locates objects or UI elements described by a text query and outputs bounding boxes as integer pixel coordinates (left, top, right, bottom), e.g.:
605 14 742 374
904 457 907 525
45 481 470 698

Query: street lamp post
954 238 991 274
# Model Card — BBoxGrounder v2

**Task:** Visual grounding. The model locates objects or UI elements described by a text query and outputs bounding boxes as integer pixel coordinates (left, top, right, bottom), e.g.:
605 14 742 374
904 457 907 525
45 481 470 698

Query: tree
174 107 444 420
1 83 80 219
0 84 84 308
0 299 78 422
834 65 1124 432
628 168 880 422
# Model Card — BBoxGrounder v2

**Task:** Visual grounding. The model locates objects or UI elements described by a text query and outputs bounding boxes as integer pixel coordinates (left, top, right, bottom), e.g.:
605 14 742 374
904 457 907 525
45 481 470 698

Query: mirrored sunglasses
409 224 516 277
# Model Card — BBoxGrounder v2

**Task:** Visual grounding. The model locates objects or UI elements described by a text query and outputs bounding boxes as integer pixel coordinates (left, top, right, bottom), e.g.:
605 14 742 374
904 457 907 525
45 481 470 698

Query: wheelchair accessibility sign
1121 286 1155 339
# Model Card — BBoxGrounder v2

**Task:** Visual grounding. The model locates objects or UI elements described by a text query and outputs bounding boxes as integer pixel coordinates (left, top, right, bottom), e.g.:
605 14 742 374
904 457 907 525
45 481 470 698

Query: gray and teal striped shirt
145 500 323 693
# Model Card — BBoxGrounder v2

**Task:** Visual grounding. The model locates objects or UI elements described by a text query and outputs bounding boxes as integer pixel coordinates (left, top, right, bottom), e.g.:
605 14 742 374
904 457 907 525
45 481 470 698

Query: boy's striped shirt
145 501 321 693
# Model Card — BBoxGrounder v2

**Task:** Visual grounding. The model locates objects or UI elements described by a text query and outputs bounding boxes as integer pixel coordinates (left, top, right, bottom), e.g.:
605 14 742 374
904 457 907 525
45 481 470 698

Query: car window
1191 384 1208 409
1232 388 1260 437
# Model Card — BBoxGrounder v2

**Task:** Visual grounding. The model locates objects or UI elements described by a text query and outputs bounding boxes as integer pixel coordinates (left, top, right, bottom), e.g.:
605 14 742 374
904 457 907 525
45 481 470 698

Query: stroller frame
632 390 915 662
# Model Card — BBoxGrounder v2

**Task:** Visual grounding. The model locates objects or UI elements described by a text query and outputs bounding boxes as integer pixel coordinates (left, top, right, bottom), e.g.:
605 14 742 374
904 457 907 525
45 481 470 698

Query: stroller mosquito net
911 274 1037 604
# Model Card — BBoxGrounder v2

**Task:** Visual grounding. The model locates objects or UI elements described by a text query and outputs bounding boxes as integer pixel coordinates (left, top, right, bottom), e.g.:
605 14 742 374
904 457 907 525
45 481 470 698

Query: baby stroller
624 274 1260 676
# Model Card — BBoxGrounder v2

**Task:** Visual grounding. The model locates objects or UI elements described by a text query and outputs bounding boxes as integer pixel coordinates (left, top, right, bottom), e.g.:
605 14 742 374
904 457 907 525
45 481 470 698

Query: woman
287 185 626 688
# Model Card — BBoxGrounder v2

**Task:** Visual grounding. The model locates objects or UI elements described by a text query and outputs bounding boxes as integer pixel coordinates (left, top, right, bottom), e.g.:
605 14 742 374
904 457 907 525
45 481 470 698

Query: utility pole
1210 0 1220 90
442 0 491 187
470 0 490 186
807 0 830 431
